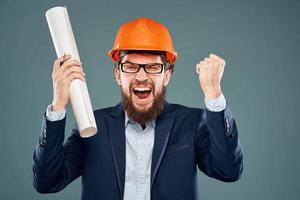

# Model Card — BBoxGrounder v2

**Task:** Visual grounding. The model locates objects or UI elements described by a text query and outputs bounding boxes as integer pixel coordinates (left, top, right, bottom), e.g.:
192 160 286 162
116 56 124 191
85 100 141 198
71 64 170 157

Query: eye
123 63 139 72
146 64 162 72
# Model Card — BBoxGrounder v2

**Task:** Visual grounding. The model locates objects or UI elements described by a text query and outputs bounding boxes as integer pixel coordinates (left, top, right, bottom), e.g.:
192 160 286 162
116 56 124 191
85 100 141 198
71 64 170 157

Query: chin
122 85 166 125
132 99 153 112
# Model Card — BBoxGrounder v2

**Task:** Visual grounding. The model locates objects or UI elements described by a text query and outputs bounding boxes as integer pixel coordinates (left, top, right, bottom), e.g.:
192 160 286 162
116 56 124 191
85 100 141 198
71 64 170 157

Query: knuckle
63 68 70 74
70 59 80 65
207 62 212 67
67 74 73 80
63 60 73 67
75 67 81 72
71 73 78 79
214 61 219 66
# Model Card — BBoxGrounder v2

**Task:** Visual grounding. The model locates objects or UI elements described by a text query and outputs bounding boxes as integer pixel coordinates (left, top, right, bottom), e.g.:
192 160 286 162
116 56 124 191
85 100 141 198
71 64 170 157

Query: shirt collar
125 111 156 128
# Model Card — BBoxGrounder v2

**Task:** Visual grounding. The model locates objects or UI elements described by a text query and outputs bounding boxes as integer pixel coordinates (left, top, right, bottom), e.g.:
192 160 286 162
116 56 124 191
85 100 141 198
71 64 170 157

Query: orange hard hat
108 17 177 64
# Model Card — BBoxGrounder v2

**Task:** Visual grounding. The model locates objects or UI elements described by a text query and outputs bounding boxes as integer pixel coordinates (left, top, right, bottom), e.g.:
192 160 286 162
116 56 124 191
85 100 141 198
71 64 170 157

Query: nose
135 67 148 82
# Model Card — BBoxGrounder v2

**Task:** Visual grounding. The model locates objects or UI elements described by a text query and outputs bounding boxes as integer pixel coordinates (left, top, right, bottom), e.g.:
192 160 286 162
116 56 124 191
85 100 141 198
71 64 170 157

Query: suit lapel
105 103 125 200
151 102 176 188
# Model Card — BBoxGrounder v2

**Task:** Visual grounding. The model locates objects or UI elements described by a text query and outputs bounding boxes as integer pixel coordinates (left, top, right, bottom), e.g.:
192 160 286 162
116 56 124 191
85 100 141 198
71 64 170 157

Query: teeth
133 87 151 92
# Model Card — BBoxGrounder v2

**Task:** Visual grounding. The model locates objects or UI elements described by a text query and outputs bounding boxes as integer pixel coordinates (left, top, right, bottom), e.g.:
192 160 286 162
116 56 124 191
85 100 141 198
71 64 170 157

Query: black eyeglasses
119 62 164 74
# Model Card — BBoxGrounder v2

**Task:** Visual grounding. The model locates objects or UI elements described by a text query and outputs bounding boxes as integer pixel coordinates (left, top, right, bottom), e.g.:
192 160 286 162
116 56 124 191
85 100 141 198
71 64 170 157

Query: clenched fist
51 54 86 111
196 53 225 99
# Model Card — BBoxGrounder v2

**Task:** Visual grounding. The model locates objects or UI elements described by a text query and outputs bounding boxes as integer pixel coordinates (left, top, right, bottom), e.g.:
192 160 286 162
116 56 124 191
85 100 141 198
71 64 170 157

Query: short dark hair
114 50 175 73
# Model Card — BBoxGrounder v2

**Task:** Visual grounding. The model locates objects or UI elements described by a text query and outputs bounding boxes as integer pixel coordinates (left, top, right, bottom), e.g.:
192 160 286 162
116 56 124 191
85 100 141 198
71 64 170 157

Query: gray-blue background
1 0 299 199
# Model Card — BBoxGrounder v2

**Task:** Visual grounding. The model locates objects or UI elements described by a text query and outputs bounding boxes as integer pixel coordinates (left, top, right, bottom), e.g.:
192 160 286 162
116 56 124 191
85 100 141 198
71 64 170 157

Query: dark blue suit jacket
33 102 243 200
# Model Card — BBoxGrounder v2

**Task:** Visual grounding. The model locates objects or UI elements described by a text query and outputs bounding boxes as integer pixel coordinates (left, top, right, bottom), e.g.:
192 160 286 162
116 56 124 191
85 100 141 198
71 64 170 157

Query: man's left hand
196 53 225 99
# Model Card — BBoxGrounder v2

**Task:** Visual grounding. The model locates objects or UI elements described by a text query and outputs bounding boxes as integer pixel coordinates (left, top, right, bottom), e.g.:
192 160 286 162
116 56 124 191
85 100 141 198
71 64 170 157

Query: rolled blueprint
45 6 97 137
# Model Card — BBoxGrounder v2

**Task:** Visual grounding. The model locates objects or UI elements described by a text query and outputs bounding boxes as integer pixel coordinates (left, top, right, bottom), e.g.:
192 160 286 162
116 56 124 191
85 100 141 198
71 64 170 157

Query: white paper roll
46 6 97 137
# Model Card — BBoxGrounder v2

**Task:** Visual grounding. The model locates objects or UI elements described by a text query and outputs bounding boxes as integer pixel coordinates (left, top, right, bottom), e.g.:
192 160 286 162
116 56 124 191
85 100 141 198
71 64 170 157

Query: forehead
121 53 163 64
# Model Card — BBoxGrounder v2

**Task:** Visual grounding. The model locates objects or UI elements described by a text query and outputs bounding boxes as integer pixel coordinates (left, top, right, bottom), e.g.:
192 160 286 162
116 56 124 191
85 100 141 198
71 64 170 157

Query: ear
114 67 121 86
163 69 172 86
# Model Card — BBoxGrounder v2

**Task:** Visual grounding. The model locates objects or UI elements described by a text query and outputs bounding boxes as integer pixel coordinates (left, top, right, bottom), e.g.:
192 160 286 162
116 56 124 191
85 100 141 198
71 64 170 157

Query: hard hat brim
108 48 177 64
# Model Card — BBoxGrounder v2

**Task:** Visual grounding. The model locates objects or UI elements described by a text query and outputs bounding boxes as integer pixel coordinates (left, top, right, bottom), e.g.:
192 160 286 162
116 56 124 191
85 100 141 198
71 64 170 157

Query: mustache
122 85 167 125
129 79 155 92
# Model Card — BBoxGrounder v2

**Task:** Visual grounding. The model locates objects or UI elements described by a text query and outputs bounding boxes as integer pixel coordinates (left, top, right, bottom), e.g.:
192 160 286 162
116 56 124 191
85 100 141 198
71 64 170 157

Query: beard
121 80 166 126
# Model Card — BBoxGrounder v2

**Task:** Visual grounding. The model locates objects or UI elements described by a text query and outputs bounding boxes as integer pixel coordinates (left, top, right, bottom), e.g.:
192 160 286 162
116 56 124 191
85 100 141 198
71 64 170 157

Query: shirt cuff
45 104 66 121
204 93 227 112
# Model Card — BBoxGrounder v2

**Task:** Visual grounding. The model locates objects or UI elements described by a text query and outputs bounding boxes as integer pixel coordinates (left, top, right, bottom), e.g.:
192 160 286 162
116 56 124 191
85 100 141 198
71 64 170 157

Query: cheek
120 76 132 94
153 78 165 95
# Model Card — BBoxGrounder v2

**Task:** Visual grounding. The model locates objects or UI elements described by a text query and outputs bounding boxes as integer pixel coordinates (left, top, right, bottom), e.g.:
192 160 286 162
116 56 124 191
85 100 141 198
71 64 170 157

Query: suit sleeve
32 113 83 193
195 105 243 182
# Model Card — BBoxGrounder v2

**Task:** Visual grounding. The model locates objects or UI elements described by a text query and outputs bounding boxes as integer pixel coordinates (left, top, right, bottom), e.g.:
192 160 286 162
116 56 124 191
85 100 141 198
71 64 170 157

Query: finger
196 61 205 74
60 54 72 66
53 55 64 71
204 57 214 63
53 54 72 72
201 59 214 67
65 72 86 84
63 66 85 78
58 54 72 69
59 59 82 72
209 53 221 60
209 53 225 66
54 59 82 79
197 61 206 67
63 54 72 60
204 57 223 68
196 64 200 74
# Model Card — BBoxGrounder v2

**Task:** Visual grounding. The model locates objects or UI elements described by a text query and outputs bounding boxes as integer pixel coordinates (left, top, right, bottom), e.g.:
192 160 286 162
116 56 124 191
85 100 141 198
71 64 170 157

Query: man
33 17 243 200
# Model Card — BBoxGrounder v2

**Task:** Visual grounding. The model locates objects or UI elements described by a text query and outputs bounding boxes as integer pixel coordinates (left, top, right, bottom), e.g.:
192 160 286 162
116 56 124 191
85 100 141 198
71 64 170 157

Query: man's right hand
51 54 85 112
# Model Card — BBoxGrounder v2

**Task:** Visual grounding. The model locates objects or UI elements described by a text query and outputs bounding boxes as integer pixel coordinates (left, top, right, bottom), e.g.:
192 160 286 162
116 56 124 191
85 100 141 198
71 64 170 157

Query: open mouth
132 87 152 99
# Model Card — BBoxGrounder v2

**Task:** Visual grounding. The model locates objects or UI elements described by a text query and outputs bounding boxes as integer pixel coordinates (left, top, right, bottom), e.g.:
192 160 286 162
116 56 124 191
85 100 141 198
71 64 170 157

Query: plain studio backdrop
0 0 299 199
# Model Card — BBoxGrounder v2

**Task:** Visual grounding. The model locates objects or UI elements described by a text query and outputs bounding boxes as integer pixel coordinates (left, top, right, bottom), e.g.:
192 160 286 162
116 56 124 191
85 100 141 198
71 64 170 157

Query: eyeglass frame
118 61 165 74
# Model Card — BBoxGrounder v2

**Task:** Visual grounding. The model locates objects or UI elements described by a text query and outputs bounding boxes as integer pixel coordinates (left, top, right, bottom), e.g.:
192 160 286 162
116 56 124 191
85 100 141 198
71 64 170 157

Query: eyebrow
121 60 163 65
122 58 130 63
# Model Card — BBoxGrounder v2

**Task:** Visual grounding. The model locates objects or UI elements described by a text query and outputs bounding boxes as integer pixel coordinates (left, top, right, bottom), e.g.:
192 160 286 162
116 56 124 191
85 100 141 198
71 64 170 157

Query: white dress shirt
123 113 155 200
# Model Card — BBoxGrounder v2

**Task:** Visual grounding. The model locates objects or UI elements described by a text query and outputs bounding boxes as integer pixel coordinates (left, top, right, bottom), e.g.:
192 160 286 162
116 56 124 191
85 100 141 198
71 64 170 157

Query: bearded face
122 80 166 125
114 53 172 125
